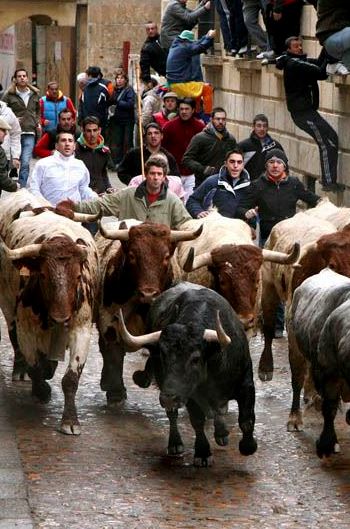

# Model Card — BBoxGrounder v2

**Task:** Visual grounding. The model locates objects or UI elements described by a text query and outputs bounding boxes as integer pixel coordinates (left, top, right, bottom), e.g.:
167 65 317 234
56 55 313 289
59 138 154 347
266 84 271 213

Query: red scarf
267 171 287 184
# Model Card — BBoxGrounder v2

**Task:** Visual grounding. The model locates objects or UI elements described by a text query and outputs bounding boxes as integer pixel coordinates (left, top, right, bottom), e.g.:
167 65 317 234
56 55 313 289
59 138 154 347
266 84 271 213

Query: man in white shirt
28 131 97 205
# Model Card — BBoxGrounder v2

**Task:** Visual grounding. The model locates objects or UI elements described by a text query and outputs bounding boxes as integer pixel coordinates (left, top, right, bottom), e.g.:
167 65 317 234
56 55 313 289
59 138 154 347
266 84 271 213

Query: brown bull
96 220 202 403
176 213 299 334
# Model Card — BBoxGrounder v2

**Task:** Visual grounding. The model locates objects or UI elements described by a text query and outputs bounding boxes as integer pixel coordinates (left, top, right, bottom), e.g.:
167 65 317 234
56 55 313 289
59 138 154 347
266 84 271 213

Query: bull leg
9 323 30 381
236 381 257 456
60 326 91 435
166 408 184 456
187 399 212 467
27 361 52 404
316 379 340 458
214 406 230 446
99 333 127 404
287 331 307 432
133 356 154 388
259 282 280 381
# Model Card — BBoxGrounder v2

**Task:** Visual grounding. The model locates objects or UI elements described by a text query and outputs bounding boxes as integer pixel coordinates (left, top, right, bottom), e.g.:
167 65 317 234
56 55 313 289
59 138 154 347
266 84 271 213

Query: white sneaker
256 50 275 60
326 62 349 76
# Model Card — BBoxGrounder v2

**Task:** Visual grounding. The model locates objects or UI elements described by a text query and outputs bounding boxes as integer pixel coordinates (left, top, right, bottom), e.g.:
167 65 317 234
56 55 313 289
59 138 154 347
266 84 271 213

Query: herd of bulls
0 190 350 465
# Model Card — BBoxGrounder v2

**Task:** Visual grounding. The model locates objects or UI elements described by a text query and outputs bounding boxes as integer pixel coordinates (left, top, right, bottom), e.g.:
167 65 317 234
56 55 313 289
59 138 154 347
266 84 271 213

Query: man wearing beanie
237 148 320 243
237 147 319 338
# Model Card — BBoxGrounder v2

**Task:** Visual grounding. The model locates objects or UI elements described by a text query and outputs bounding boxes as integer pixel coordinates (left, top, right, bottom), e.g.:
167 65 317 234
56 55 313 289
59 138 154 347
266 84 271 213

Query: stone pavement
0 372 34 529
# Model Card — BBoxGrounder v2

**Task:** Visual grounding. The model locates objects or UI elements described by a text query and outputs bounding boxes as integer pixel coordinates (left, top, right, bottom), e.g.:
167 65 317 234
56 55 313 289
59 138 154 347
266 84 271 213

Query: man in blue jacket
186 148 250 218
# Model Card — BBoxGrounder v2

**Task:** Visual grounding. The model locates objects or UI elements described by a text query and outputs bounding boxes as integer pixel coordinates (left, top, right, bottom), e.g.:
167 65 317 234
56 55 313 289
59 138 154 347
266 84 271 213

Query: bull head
184 242 300 272
117 308 231 352
99 222 203 242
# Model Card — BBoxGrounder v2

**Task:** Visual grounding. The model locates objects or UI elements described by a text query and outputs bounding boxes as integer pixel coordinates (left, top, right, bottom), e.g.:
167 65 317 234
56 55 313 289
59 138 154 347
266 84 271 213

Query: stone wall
202 5 350 204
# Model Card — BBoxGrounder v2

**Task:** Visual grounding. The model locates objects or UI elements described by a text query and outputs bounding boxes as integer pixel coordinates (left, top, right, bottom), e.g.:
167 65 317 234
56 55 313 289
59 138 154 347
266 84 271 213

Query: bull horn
184 250 212 272
72 210 102 223
262 242 300 264
117 308 161 351
1 242 42 260
292 240 318 268
170 224 203 242
203 311 231 347
99 222 129 241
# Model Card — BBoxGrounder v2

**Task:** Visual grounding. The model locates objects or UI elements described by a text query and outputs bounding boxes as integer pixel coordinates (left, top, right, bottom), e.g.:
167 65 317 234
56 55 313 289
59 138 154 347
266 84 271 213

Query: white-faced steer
119 282 257 467
291 269 350 458
96 221 202 404
0 190 99 434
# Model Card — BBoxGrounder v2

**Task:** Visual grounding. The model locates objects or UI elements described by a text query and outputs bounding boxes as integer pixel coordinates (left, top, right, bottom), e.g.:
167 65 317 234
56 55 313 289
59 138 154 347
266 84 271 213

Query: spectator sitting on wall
276 36 344 192
264 0 304 57
182 106 237 188
238 113 284 181
316 0 350 76
34 108 78 158
140 21 167 82
152 91 179 129
160 0 211 52
118 122 179 185
39 81 76 132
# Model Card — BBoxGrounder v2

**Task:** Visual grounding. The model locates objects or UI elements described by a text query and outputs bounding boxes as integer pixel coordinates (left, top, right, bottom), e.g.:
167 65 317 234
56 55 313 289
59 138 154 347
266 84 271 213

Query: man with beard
183 107 237 187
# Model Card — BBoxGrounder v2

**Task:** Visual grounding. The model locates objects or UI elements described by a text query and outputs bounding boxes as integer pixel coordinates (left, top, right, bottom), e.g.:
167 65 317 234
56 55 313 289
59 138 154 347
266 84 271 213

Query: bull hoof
215 435 229 447
239 436 257 456
316 436 338 458
32 381 51 403
287 415 303 432
167 443 185 456
12 370 31 382
193 455 213 467
106 390 127 408
258 369 273 382
133 370 151 388
60 422 81 436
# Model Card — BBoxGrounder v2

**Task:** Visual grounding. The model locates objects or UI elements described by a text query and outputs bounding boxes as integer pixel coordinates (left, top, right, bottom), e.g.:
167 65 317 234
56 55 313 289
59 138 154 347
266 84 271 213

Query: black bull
119 282 257 466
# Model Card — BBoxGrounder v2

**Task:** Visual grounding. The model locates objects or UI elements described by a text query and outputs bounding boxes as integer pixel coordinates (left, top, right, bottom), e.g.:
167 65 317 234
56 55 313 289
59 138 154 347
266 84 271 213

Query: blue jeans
324 27 350 69
20 134 35 187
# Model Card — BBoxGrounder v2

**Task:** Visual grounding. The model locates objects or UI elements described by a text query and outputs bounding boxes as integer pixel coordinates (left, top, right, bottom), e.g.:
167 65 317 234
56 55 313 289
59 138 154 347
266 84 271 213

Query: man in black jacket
140 22 167 82
239 113 284 180
117 122 179 185
276 36 342 192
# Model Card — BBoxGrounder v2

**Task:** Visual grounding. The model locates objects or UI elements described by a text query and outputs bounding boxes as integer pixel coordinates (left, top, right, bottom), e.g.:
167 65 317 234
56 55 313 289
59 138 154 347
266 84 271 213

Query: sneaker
257 50 275 60
326 62 349 76
230 49 237 56
237 45 257 55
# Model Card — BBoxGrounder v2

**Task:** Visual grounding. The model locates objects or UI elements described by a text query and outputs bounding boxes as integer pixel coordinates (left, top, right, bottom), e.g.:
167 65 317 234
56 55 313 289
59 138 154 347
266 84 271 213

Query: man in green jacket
0 118 19 194
56 155 192 230
182 107 237 188
2 68 40 187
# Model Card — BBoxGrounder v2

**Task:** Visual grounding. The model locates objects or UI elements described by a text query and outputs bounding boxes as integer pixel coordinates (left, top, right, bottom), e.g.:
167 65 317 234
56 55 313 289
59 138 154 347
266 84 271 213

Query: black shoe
322 183 345 192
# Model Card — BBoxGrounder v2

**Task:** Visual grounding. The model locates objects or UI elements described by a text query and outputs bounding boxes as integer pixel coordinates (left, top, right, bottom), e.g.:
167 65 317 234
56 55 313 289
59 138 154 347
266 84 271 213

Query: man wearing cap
160 0 211 52
153 91 178 129
238 148 320 243
183 106 237 187
118 122 179 185
0 118 20 194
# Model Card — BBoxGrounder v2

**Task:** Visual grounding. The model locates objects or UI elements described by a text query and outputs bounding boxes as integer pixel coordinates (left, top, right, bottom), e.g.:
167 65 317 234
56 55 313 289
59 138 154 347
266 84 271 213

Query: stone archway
0 1 78 33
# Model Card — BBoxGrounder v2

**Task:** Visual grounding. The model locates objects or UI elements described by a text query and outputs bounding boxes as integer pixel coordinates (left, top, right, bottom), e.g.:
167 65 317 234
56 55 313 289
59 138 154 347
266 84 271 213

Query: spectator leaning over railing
316 0 350 76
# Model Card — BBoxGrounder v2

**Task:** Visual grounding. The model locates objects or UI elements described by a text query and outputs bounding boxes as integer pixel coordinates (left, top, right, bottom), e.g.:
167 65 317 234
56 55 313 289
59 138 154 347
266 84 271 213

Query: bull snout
159 392 183 410
49 314 71 325
139 287 160 304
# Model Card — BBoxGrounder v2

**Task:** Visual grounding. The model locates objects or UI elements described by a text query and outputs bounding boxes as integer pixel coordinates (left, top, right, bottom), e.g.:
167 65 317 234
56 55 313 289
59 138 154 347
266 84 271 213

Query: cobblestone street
1 318 350 529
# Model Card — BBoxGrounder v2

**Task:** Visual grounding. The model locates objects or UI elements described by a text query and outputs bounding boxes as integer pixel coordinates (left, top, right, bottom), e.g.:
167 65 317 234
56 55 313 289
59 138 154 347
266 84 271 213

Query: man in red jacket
33 108 77 158
162 97 204 202
152 91 178 129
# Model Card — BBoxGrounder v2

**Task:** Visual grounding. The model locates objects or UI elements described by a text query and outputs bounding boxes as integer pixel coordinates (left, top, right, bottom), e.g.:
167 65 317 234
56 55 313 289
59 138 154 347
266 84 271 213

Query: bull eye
190 353 201 366
128 251 136 264
329 263 335 270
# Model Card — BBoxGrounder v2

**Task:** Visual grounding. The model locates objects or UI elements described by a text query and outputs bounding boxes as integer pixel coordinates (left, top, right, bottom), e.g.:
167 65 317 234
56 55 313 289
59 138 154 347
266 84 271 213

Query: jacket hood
45 89 65 101
77 132 110 153
6 81 40 95
276 51 307 70
217 166 250 191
